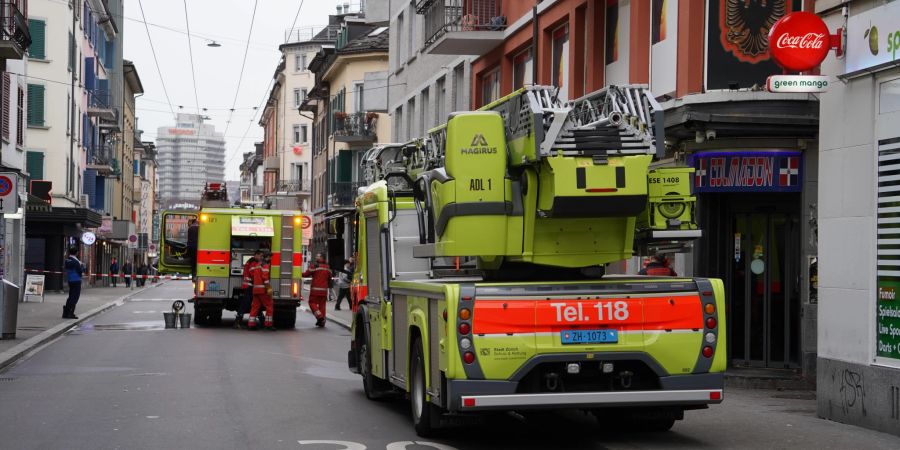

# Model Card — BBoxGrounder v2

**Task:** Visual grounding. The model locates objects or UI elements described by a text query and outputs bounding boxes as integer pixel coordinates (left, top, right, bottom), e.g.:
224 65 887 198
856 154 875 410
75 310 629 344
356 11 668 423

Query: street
0 281 895 449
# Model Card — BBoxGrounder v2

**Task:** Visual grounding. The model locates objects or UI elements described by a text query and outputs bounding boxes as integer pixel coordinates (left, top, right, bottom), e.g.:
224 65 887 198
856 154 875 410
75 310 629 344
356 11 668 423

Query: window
453 63 465 111
301 88 308 103
17 86 24 145
354 82 364 113
296 53 307 71
397 12 406 62
481 67 500 106
513 48 533 90
28 19 46 59
1 73 9 141
26 151 44 181
420 87 429 134
406 98 415 141
294 89 302 108
68 31 75 71
300 124 308 143
394 106 403 141
27 84 45 127
436 77 446 123
293 124 301 144
407 3 415 60
552 24 570 101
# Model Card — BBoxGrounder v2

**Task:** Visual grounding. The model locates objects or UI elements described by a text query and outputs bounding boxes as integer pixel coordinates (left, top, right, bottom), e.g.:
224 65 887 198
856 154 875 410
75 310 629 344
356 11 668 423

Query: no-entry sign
0 173 18 214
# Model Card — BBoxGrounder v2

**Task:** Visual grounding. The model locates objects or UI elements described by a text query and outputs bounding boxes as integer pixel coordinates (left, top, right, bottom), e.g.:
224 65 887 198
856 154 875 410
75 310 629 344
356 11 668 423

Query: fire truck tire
194 306 207 326
410 337 440 437
358 321 391 400
275 307 297 329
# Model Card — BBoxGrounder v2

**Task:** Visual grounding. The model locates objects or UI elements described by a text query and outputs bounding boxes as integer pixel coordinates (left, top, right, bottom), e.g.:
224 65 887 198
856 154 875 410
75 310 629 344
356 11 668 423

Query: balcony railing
328 181 367 209
333 112 377 143
0 2 30 59
277 179 311 193
87 88 118 122
421 0 505 55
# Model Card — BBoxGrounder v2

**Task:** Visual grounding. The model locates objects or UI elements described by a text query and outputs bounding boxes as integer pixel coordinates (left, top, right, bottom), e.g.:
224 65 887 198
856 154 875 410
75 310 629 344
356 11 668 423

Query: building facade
0 0 31 298
306 12 390 265
156 113 226 209
239 142 264 207
815 0 900 436
365 0 473 143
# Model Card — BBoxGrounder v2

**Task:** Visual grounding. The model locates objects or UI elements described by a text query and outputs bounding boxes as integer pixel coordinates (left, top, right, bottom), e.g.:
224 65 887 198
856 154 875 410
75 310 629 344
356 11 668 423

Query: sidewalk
301 284 353 329
0 283 161 367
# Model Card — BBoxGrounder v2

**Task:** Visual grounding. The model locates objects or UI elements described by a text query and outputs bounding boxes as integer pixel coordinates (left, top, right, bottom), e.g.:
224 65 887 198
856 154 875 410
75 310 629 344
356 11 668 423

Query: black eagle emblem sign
720 0 788 64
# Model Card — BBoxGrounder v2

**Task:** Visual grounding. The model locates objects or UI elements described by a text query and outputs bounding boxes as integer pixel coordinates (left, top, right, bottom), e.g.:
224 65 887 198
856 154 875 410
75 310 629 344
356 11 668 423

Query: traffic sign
301 215 312 229
0 173 18 214
128 234 138 249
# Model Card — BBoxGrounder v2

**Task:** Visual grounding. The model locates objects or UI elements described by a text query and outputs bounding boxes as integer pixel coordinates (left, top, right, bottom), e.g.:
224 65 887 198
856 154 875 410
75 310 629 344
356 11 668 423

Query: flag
779 156 799 187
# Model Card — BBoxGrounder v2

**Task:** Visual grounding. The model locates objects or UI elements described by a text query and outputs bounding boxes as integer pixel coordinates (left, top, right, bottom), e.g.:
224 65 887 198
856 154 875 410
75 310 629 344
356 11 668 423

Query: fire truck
158 183 306 327
346 85 723 436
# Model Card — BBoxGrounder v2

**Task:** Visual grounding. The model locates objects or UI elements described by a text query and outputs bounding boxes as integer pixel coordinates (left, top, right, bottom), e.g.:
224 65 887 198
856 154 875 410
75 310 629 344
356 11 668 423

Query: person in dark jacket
136 264 147 287
123 261 133 287
639 254 678 277
110 257 119 287
64 247 84 319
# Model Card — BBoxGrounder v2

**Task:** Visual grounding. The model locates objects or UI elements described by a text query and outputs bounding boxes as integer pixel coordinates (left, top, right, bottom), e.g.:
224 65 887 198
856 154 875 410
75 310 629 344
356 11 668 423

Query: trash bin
0 280 20 340
178 313 192 329
163 312 177 329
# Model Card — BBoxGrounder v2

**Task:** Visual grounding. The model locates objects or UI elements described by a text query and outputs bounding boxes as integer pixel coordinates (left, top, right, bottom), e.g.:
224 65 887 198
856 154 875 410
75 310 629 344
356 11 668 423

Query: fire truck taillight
459 308 471 320
463 352 476 364
198 280 206 295
705 303 716 315
706 317 718 329
292 281 299 297
200 214 209 223
294 216 302 226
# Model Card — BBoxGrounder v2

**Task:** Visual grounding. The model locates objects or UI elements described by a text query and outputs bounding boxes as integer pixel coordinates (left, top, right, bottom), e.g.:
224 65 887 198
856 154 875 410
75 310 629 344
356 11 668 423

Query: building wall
325 55 392 155
381 0 472 142
816 0 900 435
2 53 28 291
279 43 318 209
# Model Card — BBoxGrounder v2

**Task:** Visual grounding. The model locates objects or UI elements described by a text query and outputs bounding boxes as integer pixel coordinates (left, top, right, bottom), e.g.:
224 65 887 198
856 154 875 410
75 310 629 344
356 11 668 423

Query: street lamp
207 40 221 48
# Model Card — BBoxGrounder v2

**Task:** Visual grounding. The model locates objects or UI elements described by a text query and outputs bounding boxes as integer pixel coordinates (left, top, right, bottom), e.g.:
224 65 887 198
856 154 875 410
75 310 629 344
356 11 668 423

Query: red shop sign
768 11 830 72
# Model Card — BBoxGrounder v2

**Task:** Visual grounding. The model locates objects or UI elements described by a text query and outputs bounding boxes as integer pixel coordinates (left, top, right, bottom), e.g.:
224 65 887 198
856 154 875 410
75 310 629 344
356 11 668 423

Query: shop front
692 151 804 369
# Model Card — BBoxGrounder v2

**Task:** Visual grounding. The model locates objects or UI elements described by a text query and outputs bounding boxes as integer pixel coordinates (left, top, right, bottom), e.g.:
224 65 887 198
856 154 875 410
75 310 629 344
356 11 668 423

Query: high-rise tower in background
156 113 226 208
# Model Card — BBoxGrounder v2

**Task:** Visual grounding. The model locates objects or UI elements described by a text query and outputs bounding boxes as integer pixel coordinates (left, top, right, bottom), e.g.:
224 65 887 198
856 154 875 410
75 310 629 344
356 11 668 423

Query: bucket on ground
163 312 177 329
178 313 192 329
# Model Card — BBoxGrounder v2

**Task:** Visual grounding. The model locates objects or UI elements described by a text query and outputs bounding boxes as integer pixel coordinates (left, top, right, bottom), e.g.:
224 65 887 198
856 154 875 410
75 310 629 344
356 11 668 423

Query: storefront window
552 24 569 101
880 78 900 114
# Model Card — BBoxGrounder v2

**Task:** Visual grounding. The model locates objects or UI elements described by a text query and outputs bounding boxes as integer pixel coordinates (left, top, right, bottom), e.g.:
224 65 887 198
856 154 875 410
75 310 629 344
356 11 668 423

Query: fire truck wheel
359 322 391 400
274 307 296 329
411 337 440 437
194 306 208 326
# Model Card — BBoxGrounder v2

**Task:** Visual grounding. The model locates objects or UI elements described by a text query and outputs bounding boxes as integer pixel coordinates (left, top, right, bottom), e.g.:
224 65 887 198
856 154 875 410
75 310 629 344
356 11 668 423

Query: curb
0 281 168 373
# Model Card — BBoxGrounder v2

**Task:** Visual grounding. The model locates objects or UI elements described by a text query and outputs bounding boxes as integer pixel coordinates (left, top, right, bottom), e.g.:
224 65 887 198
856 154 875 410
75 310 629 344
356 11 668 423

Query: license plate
561 329 618 345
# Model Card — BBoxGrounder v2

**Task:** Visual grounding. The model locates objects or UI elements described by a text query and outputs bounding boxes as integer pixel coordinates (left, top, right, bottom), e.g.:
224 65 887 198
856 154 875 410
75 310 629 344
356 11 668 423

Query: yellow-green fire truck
347 85 725 436
159 185 306 327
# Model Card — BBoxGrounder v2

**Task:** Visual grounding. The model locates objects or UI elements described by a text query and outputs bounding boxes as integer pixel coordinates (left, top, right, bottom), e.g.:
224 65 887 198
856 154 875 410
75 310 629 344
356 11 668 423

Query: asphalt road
0 281 898 450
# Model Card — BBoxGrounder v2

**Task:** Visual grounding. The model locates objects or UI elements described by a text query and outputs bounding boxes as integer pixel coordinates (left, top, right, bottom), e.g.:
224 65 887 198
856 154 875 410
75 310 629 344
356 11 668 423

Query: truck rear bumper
446 373 724 412
457 388 722 411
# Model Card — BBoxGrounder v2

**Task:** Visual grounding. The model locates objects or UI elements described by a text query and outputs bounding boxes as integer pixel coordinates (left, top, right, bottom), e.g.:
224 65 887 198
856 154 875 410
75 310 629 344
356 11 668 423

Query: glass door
729 213 800 368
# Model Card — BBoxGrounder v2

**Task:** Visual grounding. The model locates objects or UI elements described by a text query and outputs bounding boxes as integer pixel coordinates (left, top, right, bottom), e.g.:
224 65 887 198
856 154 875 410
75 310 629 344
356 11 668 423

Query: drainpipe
70 1 77 203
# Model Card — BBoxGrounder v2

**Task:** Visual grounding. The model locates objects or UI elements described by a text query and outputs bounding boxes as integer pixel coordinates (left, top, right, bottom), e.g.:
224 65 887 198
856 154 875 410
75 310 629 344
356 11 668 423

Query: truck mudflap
445 372 724 412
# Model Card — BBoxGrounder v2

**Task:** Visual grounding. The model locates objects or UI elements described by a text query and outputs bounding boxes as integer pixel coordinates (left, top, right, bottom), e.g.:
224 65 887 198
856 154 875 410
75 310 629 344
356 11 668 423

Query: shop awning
26 203 103 228
231 216 275 237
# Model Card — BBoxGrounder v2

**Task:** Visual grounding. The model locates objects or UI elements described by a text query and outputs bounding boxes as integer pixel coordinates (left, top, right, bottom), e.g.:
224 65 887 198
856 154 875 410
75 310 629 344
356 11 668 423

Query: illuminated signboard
691 151 803 193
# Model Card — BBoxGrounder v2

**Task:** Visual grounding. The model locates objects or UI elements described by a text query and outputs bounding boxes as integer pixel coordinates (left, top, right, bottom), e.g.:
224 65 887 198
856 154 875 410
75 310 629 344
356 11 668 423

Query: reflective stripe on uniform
311 287 328 292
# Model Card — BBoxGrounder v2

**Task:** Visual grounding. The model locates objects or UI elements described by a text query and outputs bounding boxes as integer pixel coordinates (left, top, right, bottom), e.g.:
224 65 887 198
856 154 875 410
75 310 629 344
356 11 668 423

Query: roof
338 28 389 55
123 60 144 95
279 24 342 51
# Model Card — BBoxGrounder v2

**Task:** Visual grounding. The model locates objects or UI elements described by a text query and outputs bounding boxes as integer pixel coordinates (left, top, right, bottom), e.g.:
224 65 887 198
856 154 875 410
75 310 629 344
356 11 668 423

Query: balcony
418 0 505 55
87 88 117 122
0 2 30 59
276 179 311 194
333 112 378 144
328 181 366 209
87 154 119 176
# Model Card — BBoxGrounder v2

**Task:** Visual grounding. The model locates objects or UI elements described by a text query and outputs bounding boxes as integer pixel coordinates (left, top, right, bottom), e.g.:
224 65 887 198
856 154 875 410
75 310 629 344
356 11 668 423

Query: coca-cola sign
769 11 831 72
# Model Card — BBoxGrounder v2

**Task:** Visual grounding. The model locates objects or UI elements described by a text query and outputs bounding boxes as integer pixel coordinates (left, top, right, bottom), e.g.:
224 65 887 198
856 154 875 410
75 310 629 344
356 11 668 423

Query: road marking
298 441 365 450
146 416 159 419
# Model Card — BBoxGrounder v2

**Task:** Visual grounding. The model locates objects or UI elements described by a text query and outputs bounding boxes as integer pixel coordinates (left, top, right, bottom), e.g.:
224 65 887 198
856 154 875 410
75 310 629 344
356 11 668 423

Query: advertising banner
691 151 803 193
706 0 801 90
876 139 900 363
846 1 900 75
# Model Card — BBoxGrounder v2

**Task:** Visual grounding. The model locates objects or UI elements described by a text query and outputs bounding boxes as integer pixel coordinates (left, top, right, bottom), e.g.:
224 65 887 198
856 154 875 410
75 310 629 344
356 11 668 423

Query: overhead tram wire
137 0 176 119
182 0 201 114
225 77 275 169
285 0 307 44
223 0 259 138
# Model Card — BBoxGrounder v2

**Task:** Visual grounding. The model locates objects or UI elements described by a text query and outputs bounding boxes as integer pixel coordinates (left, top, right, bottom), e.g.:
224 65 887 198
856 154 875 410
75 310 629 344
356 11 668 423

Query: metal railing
333 112 377 140
328 181 367 208
422 0 505 50
88 88 112 109
0 2 30 51
277 179 311 193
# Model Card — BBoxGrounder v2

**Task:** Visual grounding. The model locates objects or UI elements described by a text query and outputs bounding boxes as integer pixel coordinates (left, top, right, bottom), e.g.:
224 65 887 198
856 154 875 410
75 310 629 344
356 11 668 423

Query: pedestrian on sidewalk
137 263 147 287
303 253 331 327
247 253 274 331
63 247 84 319
334 257 354 311
123 261 133 288
110 258 119 287
234 250 262 329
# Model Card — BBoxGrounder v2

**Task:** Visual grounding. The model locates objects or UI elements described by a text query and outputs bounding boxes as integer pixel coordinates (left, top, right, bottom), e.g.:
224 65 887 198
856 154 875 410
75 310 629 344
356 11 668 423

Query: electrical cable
182 0 201 114
223 0 260 138
136 0 176 119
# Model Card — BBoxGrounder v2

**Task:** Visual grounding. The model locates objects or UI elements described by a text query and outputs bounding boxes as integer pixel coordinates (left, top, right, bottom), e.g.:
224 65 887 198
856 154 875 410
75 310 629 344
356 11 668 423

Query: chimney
344 2 351 13
336 4 343 14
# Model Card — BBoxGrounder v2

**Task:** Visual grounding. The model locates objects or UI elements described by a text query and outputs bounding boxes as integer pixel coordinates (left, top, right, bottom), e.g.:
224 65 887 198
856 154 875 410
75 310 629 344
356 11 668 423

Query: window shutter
2 73 9 140
28 19 45 59
68 31 75 71
27 84 44 126
26 151 44 181
83 169 97 208
16 86 23 145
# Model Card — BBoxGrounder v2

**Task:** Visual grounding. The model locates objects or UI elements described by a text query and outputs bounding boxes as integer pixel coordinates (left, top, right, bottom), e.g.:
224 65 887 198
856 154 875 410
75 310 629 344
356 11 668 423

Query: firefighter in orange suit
248 253 275 330
303 253 331 328
234 250 262 329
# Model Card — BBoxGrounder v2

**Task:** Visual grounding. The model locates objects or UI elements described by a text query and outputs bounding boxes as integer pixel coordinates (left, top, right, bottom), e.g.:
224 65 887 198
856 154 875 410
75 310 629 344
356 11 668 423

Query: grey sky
123 0 343 180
